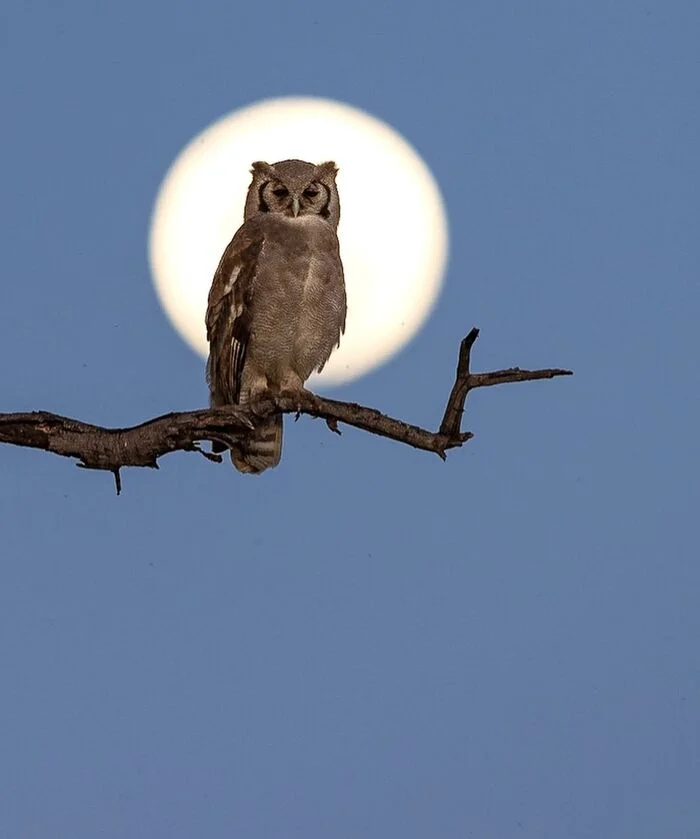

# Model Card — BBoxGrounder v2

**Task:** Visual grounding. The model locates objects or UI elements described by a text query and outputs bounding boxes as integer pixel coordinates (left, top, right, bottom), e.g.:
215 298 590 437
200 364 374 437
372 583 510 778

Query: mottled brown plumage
206 159 347 473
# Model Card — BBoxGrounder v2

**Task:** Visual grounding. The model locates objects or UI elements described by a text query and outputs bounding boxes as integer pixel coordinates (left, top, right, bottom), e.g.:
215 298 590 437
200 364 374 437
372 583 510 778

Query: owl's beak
291 197 300 217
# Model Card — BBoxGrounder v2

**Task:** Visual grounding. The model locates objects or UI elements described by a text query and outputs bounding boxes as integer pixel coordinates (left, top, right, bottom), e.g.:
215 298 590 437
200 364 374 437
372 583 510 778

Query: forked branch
0 329 572 493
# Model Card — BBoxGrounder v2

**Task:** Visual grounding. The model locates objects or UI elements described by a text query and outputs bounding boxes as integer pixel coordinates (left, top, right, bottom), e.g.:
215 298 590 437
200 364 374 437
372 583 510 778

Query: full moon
148 97 449 386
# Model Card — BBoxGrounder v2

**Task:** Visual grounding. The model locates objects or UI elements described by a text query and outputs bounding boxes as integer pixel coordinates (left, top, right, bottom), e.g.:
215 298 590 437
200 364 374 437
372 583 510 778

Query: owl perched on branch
205 159 347 473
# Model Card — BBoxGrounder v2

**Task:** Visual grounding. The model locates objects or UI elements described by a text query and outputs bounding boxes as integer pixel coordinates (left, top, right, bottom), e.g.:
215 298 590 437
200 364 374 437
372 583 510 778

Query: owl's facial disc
261 181 293 215
297 181 329 217
260 177 330 219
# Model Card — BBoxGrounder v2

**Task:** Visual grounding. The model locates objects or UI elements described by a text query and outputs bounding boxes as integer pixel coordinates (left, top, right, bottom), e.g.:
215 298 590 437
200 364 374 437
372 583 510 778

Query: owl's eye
272 186 289 198
303 187 319 199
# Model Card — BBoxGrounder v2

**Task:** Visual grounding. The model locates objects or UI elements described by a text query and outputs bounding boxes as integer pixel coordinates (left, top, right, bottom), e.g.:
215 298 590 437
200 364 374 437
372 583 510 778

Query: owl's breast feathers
205 214 346 405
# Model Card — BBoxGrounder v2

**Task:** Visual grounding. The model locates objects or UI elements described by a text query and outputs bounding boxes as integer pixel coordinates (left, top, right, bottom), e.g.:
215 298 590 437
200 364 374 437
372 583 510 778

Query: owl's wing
205 223 264 404
314 252 347 374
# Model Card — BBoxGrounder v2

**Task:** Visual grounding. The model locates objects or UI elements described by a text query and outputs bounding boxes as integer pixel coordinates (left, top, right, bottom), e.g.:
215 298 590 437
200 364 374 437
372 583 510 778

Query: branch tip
326 418 342 436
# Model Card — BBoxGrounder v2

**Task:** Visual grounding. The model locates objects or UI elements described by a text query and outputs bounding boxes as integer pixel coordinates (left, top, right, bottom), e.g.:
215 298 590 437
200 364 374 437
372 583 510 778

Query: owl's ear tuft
316 161 338 179
251 161 274 177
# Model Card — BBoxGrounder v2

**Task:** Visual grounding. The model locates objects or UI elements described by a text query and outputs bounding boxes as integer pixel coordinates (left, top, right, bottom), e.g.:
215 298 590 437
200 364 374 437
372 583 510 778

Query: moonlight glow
148 97 449 386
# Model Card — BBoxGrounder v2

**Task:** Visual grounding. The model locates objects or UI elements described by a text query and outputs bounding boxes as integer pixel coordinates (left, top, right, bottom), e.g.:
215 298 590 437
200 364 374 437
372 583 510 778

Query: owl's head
244 159 340 229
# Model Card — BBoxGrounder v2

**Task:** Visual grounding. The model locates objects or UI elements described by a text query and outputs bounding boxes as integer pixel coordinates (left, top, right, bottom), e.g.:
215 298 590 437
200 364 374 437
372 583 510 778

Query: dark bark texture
0 329 572 494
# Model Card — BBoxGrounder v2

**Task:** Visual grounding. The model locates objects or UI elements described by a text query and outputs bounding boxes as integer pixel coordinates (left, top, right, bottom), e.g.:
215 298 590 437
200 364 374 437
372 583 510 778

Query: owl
205 159 347 473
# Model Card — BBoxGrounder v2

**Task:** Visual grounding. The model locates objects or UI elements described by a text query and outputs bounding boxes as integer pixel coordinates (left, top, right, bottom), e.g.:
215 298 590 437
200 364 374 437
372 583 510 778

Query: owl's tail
209 390 283 474
230 414 283 474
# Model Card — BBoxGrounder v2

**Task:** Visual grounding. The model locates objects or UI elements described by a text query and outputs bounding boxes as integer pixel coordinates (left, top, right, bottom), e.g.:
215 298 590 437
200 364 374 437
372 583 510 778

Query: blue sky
1 1 698 837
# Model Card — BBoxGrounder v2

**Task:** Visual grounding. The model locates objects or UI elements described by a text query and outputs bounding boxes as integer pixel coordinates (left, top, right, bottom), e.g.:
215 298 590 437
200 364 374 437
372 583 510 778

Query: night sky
1 1 698 837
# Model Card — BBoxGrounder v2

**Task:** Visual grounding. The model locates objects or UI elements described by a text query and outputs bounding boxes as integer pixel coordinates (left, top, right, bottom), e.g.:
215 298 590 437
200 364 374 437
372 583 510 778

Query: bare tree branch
0 329 572 493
